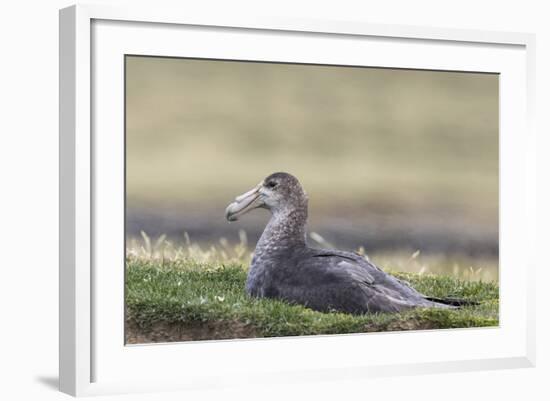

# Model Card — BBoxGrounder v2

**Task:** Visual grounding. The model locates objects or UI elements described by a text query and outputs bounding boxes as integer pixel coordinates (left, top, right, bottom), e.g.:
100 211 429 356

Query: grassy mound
125 259 498 344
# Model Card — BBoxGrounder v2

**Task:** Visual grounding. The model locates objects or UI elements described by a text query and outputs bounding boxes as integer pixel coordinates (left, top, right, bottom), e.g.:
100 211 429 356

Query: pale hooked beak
225 182 264 222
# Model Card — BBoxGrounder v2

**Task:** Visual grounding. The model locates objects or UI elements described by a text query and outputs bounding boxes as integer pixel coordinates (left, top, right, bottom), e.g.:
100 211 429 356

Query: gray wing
310 248 420 295
287 248 448 313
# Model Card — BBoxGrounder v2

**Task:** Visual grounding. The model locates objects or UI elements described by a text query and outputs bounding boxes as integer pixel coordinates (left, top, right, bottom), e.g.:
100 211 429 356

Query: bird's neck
254 207 308 260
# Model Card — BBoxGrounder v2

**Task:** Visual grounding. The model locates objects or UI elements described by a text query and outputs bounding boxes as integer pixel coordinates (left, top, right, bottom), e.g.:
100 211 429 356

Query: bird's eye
266 181 278 189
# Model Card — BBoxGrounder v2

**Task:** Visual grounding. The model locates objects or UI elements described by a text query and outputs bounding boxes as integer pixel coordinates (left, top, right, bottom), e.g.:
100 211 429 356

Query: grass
125 244 499 343
128 230 499 281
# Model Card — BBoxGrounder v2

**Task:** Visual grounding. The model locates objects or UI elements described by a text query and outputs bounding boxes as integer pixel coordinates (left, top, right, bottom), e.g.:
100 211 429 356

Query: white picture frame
59 4 536 397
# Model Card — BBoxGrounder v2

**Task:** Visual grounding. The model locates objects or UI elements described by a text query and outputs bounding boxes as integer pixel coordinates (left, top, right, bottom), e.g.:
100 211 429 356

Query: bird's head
225 172 308 222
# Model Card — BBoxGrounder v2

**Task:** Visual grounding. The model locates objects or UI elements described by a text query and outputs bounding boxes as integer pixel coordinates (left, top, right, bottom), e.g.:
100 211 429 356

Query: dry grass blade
153 234 167 252
310 232 334 249
140 230 152 256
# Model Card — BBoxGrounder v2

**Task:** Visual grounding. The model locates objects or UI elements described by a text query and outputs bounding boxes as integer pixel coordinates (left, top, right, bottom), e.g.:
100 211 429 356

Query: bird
225 172 465 314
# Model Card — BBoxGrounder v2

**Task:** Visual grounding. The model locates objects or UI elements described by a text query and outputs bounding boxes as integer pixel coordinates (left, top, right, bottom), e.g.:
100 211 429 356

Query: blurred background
125 56 499 281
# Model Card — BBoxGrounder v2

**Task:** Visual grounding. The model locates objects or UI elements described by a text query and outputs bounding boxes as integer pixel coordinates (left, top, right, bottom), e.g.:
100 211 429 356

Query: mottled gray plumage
225 172 454 314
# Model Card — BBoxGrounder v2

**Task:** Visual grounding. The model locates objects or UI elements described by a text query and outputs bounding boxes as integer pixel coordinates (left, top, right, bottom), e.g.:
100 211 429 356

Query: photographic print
124 56 499 344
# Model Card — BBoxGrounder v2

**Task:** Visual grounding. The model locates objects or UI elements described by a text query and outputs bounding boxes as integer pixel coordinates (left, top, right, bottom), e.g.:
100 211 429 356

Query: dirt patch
125 319 259 344
126 317 443 344
384 319 439 332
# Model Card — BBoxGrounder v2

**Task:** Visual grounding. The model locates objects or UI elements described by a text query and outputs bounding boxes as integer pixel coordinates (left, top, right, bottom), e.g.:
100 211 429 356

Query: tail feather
424 296 479 307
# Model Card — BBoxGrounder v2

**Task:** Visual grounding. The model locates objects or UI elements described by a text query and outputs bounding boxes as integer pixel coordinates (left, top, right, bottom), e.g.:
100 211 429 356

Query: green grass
125 257 499 343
